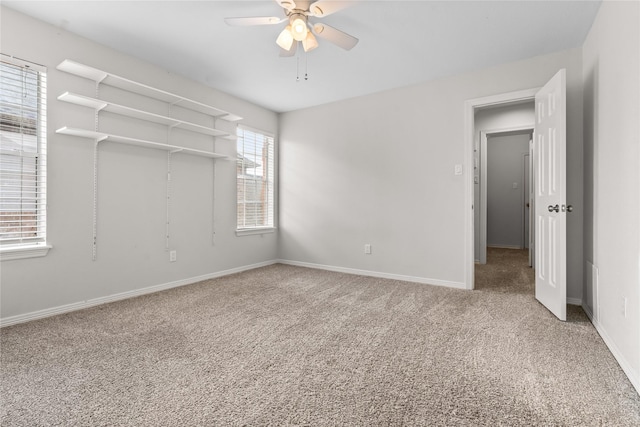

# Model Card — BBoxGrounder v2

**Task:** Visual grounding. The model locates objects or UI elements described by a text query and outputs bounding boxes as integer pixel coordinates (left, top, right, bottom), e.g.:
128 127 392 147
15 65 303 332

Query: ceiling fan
224 0 358 56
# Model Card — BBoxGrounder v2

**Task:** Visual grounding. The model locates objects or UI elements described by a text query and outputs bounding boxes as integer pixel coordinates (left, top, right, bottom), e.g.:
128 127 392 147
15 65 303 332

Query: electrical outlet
364 244 372 255
169 250 177 262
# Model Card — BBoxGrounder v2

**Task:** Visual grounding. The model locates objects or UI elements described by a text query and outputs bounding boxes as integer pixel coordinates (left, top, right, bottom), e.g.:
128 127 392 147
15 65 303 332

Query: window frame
235 125 276 236
0 55 51 261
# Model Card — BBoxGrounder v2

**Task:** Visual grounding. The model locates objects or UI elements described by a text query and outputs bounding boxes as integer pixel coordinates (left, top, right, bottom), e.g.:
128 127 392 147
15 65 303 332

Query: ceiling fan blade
224 16 285 26
312 23 358 50
308 0 351 17
275 0 297 11
279 41 298 57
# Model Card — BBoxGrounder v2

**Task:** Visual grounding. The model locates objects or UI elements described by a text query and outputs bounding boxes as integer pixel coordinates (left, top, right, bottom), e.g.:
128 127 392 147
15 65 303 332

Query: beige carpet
2 249 639 426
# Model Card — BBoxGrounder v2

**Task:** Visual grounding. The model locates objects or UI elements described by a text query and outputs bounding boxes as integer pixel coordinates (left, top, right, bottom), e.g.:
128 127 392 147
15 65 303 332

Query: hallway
475 247 534 294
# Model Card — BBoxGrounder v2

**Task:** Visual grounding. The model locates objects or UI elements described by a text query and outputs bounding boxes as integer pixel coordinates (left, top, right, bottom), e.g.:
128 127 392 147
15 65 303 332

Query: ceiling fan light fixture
276 25 294 50
290 16 308 41
302 31 318 52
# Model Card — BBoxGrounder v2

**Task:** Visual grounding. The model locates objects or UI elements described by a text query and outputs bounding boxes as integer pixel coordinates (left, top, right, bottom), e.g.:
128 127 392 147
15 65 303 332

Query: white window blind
236 126 274 231
0 56 47 250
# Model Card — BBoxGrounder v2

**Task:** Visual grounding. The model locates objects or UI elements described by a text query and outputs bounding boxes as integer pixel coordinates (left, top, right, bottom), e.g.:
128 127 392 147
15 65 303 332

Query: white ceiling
4 0 601 113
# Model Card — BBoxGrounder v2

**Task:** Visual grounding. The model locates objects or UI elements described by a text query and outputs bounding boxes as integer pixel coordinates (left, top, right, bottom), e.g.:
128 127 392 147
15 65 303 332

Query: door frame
523 152 530 255
464 88 540 290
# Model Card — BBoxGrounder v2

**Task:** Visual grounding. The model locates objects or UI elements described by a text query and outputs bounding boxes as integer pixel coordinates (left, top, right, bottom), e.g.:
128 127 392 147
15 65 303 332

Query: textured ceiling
4 1 601 112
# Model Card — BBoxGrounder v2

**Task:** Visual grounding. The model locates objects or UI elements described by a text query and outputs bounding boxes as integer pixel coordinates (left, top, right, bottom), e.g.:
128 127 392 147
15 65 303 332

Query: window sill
0 244 52 261
236 227 276 237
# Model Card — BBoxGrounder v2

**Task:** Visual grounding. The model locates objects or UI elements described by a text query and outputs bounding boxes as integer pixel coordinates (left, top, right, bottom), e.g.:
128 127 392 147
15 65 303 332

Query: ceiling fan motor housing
226 0 358 53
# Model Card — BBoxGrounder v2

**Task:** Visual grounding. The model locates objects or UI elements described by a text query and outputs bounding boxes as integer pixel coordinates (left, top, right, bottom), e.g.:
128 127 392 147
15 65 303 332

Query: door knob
548 204 559 213
567 205 573 212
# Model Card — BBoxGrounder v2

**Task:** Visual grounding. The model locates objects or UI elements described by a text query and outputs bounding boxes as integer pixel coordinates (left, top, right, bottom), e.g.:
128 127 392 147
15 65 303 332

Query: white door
534 69 567 321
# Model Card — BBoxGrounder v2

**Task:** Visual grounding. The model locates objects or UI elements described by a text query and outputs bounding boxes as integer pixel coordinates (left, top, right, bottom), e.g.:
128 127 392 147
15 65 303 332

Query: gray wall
486 133 530 248
279 47 584 296
0 7 279 320
582 0 639 391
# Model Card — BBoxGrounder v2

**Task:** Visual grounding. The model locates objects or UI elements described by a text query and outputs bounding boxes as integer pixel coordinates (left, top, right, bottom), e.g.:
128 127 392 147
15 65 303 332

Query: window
236 126 274 233
0 56 49 259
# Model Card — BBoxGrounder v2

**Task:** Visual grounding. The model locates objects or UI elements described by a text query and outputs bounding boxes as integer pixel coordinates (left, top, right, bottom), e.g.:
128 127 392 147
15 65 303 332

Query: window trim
0 54 50 260
0 243 51 261
235 227 276 237
235 125 276 235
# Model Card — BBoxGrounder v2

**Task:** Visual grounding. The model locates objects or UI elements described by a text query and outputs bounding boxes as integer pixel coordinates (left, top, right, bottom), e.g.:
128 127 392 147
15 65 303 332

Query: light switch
513 182 518 189
454 164 463 175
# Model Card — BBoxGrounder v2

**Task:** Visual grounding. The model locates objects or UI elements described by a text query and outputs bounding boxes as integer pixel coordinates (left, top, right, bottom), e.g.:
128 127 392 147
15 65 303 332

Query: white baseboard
277 259 467 290
0 260 277 328
567 297 582 306
582 302 640 395
486 244 523 250
582 302 595 321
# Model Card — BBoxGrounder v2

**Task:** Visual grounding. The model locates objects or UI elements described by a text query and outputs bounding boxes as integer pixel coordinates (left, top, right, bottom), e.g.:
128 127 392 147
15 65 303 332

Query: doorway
480 130 533 262
473 100 535 267
463 88 539 290
475 129 534 293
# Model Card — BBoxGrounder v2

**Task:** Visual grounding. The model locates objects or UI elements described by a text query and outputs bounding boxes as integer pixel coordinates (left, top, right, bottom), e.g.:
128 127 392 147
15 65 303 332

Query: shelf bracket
211 127 218 246
96 71 108 84
92 140 99 261
92 81 100 261
165 151 172 251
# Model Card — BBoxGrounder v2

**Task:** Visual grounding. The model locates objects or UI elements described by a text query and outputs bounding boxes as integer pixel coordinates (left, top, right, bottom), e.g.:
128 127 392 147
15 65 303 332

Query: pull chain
295 45 309 82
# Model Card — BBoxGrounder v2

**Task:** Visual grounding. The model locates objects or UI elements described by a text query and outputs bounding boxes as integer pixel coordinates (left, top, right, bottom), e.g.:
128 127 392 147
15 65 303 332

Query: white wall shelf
56 127 228 159
58 92 235 140
57 59 243 122
56 59 239 261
